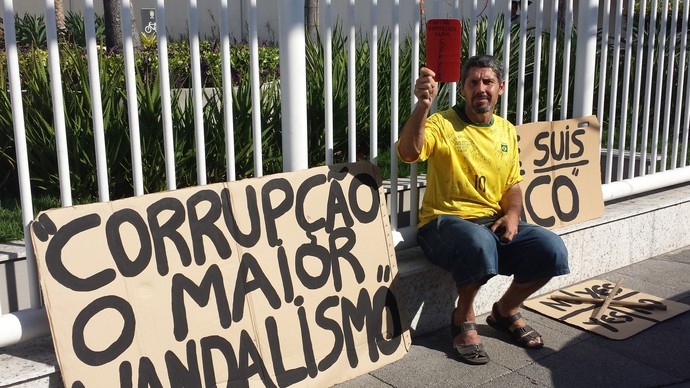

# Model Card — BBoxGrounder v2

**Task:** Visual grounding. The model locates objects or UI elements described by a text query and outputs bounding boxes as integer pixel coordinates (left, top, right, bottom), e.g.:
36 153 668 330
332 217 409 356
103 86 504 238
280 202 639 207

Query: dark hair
460 55 505 85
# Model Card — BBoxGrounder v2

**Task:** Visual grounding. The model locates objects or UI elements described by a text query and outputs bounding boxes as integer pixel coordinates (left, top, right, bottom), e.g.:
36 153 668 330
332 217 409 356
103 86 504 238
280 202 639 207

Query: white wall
6 0 567 44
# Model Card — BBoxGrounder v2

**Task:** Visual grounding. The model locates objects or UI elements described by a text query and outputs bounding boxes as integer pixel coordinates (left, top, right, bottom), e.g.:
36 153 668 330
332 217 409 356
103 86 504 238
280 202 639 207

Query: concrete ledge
0 335 61 388
394 184 690 337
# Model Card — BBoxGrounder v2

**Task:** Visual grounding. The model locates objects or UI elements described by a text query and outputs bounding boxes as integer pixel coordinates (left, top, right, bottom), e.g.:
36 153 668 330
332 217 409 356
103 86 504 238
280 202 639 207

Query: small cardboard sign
30 162 411 387
524 279 690 340
425 19 462 82
517 116 604 229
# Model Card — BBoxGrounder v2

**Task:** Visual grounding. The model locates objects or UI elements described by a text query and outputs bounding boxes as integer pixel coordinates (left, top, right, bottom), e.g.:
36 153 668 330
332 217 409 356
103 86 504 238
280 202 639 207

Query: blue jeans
417 215 569 287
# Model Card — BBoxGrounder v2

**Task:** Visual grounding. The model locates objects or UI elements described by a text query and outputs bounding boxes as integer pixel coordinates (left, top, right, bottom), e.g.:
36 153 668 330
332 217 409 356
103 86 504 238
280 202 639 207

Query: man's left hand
491 214 519 243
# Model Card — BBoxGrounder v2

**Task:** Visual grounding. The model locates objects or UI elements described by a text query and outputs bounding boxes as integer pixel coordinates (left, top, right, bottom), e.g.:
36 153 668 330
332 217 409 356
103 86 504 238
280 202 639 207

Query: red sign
425 19 462 82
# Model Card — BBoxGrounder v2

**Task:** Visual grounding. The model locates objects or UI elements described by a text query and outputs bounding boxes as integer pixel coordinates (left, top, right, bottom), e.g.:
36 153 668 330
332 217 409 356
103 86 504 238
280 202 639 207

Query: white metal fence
2 0 690 347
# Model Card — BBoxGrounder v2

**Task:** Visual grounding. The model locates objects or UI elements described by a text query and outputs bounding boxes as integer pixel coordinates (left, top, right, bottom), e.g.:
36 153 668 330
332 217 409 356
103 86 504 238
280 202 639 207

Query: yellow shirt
399 105 523 228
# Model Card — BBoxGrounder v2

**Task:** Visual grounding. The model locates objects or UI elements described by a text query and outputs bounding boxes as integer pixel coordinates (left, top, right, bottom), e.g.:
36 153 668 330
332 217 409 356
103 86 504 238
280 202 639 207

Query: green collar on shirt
452 103 495 127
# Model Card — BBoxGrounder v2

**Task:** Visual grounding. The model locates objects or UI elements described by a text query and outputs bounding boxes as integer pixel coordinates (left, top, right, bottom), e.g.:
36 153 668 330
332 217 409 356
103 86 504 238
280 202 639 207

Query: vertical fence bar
629 0 646 178
121 0 144 195
324 0 334 165
560 0 573 120
448 0 459 107
348 0 357 163
248 0 263 176
188 0 207 184
678 1 690 167
156 0 176 189
650 0 669 173
45 0 73 205
84 0 109 201
390 0 400 231
220 0 236 180
370 0 378 163
469 0 477 57
409 0 421 230
617 0 633 180
572 0 598 118
516 0 528 125
672 0 689 169
279 0 308 172
501 1 511 118
545 0 558 121
531 0 543 122
606 0 621 182
640 0 657 176
597 0 610 156
486 0 496 55
661 0 680 171
3 0 41 310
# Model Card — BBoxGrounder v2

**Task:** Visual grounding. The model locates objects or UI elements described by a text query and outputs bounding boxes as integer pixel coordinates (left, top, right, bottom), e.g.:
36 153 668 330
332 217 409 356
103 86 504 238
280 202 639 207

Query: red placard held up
425 19 462 82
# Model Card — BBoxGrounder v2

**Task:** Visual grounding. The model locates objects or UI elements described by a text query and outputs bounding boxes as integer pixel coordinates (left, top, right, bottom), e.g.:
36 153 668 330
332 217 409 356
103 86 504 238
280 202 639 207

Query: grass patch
0 195 64 242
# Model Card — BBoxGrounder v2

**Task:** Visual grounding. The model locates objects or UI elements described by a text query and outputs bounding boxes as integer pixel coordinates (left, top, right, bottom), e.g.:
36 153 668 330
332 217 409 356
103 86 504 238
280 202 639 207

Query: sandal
451 315 490 365
486 302 544 349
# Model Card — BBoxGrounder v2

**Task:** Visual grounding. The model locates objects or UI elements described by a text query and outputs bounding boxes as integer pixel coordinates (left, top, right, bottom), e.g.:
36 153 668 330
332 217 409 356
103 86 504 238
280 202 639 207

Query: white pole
516 0 528 125
572 0 599 118
156 0 177 189
531 0 544 123
0 309 50 347
348 0 357 163
602 166 690 201
370 0 379 164
560 0 573 120
249 0 263 176
390 0 400 230
220 0 236 180
189 0 207 185
84 0 109 201
45 0 73 206
121 0 144 195
324 0 334 165
3 0 41 311
279 0 309 172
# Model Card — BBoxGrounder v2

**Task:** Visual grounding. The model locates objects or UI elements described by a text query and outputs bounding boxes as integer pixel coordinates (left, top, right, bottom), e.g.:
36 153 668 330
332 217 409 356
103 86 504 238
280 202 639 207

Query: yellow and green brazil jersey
398 105 523 228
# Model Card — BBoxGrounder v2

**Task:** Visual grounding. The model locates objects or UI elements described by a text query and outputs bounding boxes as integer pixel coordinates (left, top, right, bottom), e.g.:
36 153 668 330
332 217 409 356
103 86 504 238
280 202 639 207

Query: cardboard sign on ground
523 279 690 340
30 162 411 387
516 116 604 229
425 19 462 82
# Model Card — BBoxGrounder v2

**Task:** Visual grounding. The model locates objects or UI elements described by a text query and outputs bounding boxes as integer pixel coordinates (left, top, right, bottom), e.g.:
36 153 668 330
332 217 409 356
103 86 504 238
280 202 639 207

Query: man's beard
471 101 492 114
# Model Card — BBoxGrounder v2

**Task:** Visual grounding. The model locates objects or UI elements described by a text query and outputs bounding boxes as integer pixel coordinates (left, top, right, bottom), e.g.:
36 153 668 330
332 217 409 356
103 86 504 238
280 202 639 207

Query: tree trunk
305 0 319 42
103 0 140 51
54 0 66 31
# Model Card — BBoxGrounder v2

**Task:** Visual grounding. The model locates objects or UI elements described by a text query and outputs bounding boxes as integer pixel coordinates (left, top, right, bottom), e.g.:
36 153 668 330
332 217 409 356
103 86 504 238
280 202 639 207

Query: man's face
461 67 505 115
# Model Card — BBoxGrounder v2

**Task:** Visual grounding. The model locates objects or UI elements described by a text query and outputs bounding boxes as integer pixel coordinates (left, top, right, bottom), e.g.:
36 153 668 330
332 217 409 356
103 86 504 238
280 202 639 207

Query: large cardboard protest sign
30 162 411 387
517 116 604 228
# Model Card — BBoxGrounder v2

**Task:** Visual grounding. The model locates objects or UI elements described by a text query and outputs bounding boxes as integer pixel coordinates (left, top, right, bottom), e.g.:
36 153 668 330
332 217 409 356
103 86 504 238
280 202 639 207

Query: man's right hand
415 67 438 109
397 67 438 162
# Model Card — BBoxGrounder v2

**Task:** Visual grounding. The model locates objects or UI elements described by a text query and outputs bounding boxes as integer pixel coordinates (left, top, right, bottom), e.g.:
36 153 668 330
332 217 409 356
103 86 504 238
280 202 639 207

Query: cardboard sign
30 162 411 387
425 19 462 82
517 116 604 229
524 279 690 340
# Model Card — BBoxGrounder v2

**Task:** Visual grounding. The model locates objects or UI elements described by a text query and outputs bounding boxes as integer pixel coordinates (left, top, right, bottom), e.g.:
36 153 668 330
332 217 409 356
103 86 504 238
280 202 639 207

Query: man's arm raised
398 67 438 162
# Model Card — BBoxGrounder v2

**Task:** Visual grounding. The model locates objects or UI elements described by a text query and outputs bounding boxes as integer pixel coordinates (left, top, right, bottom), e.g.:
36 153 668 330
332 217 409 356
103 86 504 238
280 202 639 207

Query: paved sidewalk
2 246 689 387
336 245 690 388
